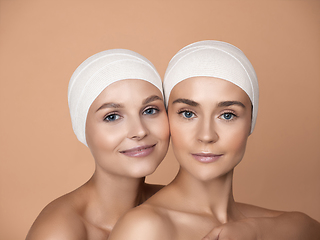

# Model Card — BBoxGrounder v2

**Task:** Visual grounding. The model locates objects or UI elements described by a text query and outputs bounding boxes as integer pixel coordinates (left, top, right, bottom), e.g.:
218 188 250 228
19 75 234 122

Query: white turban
163 40 259 133
68 49 163 146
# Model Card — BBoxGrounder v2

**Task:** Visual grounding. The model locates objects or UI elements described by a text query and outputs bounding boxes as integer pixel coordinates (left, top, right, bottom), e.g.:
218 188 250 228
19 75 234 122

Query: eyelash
103 106 160 123
177 109 238 121
219 111 238 121
143 106 160 115
177 109 197 120
104 112 121 122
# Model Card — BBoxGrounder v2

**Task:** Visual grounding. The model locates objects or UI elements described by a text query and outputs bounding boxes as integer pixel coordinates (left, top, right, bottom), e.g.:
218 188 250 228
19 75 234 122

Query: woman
26 49 170 240
108 41 320 240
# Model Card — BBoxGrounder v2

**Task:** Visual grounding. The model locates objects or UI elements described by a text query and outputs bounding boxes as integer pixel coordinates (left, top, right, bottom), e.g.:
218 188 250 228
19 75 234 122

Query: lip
119 144 156 158
191 152 223 163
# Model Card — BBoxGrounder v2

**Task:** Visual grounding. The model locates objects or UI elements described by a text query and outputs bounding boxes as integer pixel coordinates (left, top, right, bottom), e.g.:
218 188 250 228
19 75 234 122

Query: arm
202 212 320 240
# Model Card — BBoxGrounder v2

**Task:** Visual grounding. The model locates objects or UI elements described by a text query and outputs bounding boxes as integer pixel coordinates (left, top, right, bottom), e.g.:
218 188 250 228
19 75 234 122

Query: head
163 40 258 181
68 49 169 178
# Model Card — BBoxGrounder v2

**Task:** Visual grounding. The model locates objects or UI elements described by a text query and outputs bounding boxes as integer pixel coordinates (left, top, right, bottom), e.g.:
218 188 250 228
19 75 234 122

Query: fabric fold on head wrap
163 40 259 133
68 49 163 146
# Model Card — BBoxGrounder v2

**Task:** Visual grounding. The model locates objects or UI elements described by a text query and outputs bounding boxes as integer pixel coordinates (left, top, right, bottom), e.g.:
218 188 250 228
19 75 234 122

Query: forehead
95 79 162 102
169 76 251 105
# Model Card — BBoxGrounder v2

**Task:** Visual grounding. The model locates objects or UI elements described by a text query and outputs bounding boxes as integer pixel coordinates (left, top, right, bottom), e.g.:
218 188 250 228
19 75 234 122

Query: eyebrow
172 98 199 107
142 95 162 105
172 98 245 108
96 95 162 112
96 102 124 112
217 101 245 108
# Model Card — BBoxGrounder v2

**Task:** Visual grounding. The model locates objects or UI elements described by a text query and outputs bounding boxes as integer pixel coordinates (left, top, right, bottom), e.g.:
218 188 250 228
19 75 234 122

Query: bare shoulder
26 193 86 240
236 202 284 218
108 204 174 240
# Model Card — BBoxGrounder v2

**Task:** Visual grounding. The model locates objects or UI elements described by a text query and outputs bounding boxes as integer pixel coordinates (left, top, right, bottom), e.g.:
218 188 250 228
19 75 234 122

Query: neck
82 167 145 230
171 168 242 224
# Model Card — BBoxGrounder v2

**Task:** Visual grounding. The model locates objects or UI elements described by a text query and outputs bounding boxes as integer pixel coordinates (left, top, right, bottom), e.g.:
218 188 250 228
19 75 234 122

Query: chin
128 163 160 179
185 164 234 182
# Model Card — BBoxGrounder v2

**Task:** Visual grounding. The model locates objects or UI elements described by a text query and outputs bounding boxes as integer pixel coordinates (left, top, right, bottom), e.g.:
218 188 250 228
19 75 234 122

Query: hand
202 218 259 240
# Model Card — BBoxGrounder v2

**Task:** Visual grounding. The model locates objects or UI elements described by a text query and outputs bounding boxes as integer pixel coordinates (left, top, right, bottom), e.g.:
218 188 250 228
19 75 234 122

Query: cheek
88 124 125 152
226 130 248 157
169 118 191 150
222 117 251 154
148 113 170 141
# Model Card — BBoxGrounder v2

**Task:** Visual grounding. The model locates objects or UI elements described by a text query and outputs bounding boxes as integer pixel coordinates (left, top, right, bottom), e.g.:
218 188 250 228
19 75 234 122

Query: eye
143 107 159 115
179 110 196 119
104 113 121 122
220 112 237 121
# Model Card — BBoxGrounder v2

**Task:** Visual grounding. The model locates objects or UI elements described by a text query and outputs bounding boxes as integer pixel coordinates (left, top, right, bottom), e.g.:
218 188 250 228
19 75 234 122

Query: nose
127 116 149 140
197 117 219 144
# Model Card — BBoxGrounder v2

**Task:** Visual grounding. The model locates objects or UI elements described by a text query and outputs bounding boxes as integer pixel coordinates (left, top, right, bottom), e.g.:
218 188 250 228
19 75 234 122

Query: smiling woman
168 77 252 181
85 79 169 179
25 49 170 240
108 41 320 240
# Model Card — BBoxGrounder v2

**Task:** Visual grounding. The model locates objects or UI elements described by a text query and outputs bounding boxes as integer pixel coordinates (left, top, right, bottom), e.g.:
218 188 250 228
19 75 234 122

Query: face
86 79 170 179
168 77 252 181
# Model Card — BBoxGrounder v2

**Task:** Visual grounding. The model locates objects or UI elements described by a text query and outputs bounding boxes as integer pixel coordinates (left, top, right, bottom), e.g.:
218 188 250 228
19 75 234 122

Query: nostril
128 127 149 140
197 131 219 144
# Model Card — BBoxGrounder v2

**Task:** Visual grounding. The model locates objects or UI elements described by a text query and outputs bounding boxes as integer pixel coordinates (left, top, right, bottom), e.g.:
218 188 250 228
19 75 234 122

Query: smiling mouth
191 153 223 163
119 144 156 157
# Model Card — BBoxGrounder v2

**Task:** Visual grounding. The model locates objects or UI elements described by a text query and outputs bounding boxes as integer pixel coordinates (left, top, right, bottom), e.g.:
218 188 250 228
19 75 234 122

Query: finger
202 227 222 240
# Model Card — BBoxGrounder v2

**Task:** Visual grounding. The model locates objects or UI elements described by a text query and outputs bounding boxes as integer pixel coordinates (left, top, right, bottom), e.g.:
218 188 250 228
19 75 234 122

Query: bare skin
108 77 320 240
27 78 320 240
25 177 163 240
25 79 170 240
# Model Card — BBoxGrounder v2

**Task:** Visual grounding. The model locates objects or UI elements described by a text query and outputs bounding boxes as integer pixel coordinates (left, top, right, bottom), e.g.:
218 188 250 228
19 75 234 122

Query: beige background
1 1 319 239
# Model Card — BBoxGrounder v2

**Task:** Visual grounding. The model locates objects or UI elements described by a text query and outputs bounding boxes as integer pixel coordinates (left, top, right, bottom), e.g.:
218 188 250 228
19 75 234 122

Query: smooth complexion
26 79 170 240
168 76 252 183
86 79 169 179
108 78 320 240
108 77 279 240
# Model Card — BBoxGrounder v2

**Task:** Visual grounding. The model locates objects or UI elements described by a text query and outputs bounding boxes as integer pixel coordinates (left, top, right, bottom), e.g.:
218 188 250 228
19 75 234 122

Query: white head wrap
68 49 163 146
163 40 259 133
